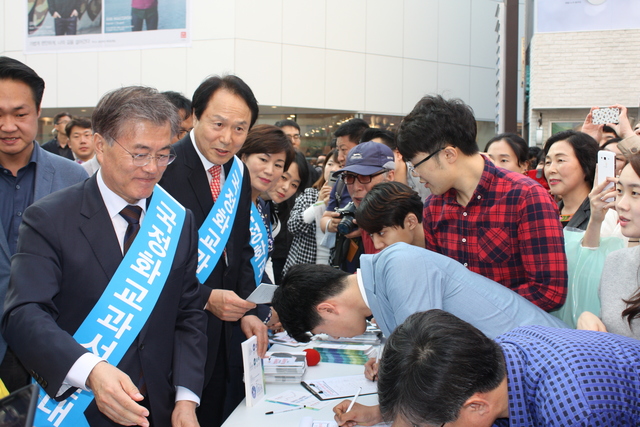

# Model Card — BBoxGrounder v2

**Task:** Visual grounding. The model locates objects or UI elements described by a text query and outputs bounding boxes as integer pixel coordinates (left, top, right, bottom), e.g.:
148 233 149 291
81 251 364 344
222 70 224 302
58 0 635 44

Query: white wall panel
235 0 282 44
470 0 497 68
402 58 438 113
235 39 281 106
438 0 471 66
55 52 99 107
26 54 58 109
141 48 188 94
437 62 470 102
469 66 495 121
403 0 439 61
282 45 325 109
325 49 365 111
365 54 402 114
282 0 326 48
186 39 235 99
366 0 403 57
192 0 235 41
97 50 141 99
325 0 366 53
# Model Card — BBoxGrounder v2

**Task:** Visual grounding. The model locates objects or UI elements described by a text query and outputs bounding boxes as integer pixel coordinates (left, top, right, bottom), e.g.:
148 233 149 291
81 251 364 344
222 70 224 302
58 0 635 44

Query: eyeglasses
113 138 177 167
407 147 444 175
341 170 386 185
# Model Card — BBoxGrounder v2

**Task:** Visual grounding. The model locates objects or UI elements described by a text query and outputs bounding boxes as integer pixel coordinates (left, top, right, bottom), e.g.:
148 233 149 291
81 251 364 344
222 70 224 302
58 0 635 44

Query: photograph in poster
536 0 640 33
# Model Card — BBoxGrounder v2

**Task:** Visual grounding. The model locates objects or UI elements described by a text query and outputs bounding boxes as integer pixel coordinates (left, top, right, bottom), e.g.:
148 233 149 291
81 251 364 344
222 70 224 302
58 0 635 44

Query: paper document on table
247 283 278 303
301 374 377 401
266 389 332 410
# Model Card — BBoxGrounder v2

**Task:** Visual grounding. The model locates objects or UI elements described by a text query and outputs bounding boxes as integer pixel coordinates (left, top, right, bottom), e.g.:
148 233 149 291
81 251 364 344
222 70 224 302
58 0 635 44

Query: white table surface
222 345 379 427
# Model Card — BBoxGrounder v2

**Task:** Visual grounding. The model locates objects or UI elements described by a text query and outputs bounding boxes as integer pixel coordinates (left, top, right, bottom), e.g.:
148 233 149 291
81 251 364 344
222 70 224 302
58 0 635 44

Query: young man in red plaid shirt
396 95 567 311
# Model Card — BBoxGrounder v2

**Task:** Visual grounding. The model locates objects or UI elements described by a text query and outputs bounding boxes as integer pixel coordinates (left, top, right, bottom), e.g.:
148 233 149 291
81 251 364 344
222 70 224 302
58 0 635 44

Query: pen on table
265 406 305 415
346 387 362 413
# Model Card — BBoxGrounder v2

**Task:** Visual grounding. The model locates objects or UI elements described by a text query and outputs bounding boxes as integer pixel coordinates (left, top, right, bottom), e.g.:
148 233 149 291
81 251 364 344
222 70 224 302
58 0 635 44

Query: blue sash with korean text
33 185 186 427
196 156 244 283
249 203 270 284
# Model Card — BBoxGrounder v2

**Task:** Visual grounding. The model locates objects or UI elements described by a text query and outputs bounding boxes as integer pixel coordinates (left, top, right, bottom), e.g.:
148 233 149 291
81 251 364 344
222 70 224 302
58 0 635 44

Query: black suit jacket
159 135 255 383
1 176 207 427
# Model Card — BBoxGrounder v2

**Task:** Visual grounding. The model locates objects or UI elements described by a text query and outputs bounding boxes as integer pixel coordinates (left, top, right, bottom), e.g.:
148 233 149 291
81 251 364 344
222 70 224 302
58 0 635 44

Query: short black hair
0 56 45 110
601 137 622 150
291 150 312 195
378 310 506 426
397 95 478 161
274 119 300 132
543 130 599 186
162 91 192 118
272 264 350 343
528 146 544 167
54 112 72 125
602 125 618 138
485 132 528 167
355 182 422 234
360 128 396 150
65 117 91 137
192 74 259 128
334 118 370 144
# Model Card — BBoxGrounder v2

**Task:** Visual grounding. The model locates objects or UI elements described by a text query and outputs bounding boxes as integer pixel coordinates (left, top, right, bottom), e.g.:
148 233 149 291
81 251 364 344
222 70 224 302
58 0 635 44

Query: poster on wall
536 0 640 33
26 0 189 53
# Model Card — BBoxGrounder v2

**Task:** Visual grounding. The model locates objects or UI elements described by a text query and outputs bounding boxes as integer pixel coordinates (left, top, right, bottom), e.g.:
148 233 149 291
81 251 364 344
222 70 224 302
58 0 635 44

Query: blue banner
249 203 269 285
34 185 186 427
196 157 244 283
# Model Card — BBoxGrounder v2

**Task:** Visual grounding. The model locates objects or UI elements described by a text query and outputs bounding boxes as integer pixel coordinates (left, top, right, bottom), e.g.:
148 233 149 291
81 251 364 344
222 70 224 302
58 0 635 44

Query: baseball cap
335 141 395 176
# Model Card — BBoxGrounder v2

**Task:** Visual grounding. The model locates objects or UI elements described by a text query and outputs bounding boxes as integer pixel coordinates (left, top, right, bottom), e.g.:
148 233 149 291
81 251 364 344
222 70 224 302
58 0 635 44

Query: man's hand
240 315 268 358
205 289 256 322
581 107 603 142
71 9 78 17
577 311 608 332
171 400 199 427
52 11 61 18
86 361 149 427
363 358 379 381
333 402 383 427
606 104 634 139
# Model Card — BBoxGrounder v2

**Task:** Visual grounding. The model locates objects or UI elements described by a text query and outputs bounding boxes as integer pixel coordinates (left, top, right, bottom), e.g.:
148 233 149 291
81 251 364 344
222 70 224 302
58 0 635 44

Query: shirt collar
443 155 495 206
356 269 370 309
96 169 146 221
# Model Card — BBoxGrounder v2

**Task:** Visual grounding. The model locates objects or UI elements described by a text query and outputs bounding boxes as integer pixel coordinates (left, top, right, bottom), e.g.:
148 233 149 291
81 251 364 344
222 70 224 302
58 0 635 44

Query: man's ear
317 301 338 315
94 133 104 160
460 393 492 417
404 213 419 230
442 146 458 164
386 169 395 181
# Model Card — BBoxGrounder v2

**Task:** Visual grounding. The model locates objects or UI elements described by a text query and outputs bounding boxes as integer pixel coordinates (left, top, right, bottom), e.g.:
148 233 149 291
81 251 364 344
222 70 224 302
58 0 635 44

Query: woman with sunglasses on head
283 150 341 275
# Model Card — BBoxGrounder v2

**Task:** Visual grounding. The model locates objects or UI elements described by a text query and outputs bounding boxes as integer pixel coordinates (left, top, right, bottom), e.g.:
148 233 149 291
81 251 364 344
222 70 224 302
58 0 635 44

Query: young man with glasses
396 95 567 312
325 141 395 270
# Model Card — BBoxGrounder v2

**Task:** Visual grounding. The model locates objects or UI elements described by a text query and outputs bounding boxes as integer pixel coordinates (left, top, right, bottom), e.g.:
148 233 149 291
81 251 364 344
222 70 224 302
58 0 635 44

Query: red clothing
422 156 567 311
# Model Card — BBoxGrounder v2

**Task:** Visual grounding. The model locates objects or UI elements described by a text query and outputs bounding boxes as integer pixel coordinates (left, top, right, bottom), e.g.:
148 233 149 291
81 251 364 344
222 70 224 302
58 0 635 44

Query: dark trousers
0 348 30 393
131 6 158 31
54 17 77 35
197 334 228 427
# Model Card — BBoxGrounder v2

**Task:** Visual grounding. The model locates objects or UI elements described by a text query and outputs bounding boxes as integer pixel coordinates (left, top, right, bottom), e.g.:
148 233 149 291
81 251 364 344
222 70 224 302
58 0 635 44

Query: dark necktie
120 205 143 254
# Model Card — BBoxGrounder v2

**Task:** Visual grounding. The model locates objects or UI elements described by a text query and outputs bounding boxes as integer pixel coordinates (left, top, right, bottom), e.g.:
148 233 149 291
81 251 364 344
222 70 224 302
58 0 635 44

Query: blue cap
335 141 395 176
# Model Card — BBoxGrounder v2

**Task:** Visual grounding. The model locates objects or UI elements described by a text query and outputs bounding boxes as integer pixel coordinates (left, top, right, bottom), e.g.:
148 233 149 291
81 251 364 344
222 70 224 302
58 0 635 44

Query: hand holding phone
597 150 616 202
592 107 620 125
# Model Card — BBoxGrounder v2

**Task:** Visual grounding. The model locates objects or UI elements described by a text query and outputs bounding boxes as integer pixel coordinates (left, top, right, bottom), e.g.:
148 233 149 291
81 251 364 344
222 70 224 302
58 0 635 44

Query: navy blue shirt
0 142 37 255
494 326 640 426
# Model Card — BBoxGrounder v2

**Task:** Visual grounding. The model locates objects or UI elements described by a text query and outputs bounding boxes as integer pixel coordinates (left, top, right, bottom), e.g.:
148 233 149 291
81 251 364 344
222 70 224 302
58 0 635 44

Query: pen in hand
346 387 362 413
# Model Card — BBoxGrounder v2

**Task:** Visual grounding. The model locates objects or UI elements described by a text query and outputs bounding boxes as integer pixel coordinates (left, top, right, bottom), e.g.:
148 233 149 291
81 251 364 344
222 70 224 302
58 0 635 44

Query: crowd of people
0 54 639 427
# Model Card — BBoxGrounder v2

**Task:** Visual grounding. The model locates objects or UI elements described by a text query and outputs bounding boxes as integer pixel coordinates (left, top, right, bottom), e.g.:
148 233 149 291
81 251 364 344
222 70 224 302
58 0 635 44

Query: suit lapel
0 222 10 263
182 138 214 218
33 144 55 202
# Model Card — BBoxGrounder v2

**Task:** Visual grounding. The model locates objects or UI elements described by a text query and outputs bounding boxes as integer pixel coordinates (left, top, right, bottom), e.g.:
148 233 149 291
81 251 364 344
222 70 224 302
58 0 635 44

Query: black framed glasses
407 147 444 175
341 170 386 185
113 138 176 167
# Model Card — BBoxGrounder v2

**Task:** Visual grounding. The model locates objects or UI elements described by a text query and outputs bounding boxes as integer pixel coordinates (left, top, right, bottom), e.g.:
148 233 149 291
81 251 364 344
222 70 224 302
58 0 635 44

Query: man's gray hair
92 86 180 145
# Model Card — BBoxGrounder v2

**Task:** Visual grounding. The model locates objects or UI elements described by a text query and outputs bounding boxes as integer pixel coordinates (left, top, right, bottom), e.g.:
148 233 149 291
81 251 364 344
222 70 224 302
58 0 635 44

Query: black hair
543 130 598 186
360 128 396 150
601 137 622 150
378 310 506 425
0 56 45 110
54 112 72 125
397 95 478 161
272 264 351 343
162 91 192 118
313 149 338 189
65 117 91 137
334 118 370 144
237 124 295 171
192 74 259 128
485 132 528 167
274 119 300 132
528 146 544 168
622 154 640 327
291 150 311 195
355 182 422 234
602 125 619 138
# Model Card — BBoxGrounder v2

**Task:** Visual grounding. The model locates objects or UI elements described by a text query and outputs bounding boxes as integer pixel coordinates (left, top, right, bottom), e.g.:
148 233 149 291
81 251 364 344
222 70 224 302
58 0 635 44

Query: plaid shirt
283 188 319 276
494 326 640 426
423 157 567 311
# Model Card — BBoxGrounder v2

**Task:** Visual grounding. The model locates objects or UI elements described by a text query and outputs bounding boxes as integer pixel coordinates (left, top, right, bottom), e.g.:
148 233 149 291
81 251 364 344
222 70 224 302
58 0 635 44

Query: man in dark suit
0 56 88 392
159 75 267 427
2 86 207 427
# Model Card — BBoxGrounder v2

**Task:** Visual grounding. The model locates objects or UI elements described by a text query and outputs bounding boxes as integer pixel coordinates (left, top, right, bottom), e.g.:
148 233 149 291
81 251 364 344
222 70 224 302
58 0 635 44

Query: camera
335 202 358 235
